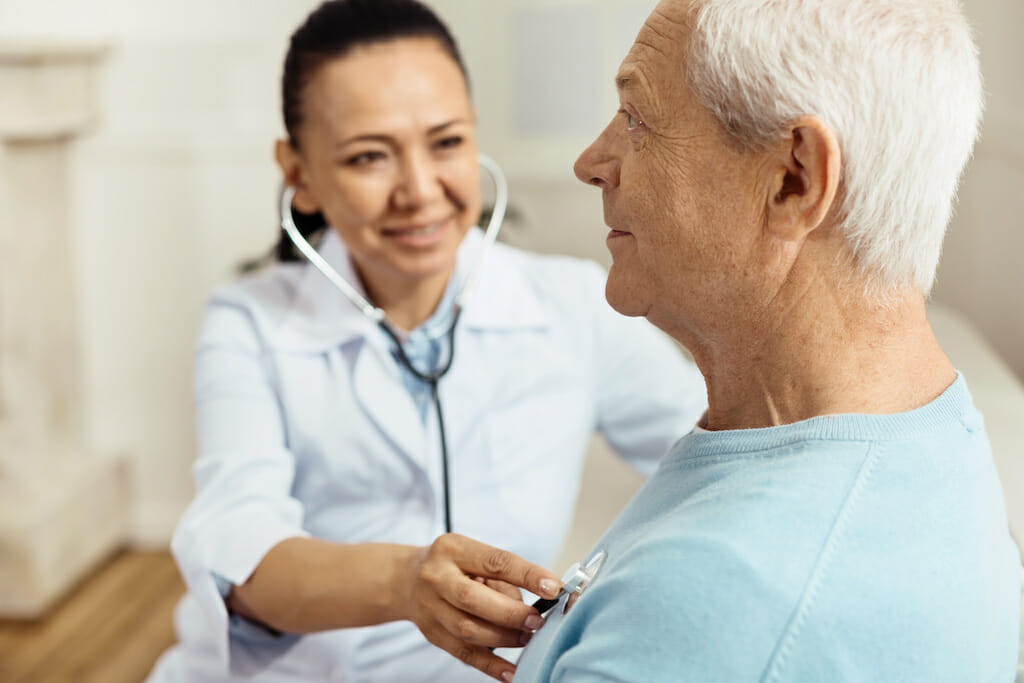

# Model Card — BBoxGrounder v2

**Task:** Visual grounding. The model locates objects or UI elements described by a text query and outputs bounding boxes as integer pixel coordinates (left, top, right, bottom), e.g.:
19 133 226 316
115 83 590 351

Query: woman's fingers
442 572 543 633
423 622 520 682
432 601 529 648
430 534 561 598
481 578 525 601
406 534 559 678
420 535 558 631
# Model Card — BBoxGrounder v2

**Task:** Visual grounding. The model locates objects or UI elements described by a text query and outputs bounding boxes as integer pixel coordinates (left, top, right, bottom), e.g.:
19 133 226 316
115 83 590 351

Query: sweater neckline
675 372 978 459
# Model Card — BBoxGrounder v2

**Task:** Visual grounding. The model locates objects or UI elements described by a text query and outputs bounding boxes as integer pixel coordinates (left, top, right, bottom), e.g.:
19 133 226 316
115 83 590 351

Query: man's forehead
617 0 692 89
641 0 693 48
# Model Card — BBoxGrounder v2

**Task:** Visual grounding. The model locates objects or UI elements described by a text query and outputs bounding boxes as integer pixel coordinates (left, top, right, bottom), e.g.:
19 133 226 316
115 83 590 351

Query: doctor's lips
380 216 454 246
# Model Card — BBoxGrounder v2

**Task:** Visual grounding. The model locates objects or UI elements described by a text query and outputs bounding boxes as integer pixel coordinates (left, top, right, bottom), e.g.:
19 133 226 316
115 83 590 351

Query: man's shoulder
589 424 1017 680
552 520 805 680
650 423 1004 580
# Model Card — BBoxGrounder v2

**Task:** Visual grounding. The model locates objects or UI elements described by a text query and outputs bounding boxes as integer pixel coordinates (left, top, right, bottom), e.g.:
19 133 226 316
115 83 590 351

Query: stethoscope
279 153 509 534
532 550 607 616
491 549 607 651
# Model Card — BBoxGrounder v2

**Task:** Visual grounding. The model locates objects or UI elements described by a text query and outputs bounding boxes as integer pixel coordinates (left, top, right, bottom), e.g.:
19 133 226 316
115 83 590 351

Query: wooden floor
0 551 185 683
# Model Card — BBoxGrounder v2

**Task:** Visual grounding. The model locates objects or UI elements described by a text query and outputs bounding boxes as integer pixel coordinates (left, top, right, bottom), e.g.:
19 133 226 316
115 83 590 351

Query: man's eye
620 109 644 131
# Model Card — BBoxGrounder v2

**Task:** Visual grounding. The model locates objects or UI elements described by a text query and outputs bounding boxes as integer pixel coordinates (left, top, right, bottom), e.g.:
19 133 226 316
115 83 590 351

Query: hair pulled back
274 0 469 262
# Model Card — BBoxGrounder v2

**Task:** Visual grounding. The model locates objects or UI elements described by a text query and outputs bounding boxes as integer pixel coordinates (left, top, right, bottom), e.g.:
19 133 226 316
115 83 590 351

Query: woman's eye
346 151 386 166
434 135 464 150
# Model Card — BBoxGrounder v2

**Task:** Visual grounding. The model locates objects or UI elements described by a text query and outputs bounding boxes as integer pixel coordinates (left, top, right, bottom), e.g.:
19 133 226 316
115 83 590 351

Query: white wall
0 0 1019 546
0 0 325 541
932 0 1024 384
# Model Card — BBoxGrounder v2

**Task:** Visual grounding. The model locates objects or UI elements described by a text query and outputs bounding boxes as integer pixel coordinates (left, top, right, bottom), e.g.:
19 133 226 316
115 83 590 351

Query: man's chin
604 276 648 318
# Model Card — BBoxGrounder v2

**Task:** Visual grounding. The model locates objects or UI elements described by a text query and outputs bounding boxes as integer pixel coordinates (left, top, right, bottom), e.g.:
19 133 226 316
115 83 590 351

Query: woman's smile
380 216 455 248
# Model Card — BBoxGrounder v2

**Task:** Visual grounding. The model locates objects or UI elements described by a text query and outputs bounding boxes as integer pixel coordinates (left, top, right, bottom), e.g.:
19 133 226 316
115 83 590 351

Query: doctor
146 1 706 682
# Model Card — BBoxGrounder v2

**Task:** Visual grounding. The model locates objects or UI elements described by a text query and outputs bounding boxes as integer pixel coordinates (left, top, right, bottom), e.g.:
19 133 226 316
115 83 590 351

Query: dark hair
269 0 470 263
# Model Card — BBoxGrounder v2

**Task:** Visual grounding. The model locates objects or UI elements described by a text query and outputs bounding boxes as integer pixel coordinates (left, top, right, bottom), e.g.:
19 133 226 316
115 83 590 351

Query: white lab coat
147 228 707 683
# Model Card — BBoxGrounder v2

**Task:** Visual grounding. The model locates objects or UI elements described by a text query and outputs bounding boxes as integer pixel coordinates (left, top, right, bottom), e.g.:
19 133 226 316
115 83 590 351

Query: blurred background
0 0 1020 674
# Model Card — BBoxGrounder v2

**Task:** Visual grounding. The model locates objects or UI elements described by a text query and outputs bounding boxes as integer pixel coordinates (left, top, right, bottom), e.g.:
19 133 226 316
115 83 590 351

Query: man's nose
574 125 620 190
394 153 443 208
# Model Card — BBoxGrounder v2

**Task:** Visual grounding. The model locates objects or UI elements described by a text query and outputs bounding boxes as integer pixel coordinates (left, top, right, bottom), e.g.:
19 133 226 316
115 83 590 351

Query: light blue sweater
516 374 1020 682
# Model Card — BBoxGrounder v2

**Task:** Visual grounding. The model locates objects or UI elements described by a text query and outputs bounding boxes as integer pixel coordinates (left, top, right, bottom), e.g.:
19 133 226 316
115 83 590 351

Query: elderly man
514 0 1020 680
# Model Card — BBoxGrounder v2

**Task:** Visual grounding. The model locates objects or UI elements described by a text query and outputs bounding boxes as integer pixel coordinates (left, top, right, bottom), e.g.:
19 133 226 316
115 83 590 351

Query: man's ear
274 139 320 214
765 115 841 242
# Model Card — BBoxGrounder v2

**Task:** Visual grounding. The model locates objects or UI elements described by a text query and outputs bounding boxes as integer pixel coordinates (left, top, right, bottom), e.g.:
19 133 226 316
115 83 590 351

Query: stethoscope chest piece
561 549 606 615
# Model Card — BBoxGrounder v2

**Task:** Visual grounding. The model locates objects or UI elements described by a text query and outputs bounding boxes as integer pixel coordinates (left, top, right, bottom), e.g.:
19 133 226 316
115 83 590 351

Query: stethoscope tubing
376 309 461 533
278 154 509 534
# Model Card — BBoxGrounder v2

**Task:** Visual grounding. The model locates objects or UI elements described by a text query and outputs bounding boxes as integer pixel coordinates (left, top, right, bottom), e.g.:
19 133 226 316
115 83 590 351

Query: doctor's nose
574 125 620 191
394 154 443 209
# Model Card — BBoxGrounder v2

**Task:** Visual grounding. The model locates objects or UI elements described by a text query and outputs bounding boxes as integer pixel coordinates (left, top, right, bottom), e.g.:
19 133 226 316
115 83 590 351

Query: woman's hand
397 533 562 682
225 535 561 681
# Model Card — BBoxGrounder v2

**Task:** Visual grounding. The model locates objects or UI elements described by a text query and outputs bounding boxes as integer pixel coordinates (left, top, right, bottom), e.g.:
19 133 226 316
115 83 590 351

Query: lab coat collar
271 227 550 352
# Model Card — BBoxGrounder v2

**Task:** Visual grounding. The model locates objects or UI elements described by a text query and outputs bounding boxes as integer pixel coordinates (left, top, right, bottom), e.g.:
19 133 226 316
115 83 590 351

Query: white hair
686 0 983 296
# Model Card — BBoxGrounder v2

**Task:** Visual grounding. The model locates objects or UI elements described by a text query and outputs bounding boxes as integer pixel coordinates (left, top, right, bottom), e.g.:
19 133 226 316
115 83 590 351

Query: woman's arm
228 534 560 680
190 291 560 681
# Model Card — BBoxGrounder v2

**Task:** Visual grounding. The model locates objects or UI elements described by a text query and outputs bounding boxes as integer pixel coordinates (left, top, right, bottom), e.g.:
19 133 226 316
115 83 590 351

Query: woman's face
282 37 480 304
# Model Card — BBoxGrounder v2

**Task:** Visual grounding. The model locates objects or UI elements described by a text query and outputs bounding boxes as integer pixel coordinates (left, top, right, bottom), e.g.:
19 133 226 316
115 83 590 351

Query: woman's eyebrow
335 119 469 148
427 118 469 135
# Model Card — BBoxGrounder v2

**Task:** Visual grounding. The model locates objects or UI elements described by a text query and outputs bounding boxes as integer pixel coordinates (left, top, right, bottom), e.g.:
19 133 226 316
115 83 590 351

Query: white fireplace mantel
0 38 128 619
0 40 109 142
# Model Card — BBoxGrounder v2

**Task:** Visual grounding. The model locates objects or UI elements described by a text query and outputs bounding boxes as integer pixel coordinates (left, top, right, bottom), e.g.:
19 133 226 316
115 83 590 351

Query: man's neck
692 289 956 431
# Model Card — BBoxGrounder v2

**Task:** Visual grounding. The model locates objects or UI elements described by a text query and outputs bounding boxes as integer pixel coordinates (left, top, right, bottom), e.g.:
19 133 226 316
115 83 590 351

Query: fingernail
523 614 543 630
519 630 533 645
502 672 514 682
539 579 559 596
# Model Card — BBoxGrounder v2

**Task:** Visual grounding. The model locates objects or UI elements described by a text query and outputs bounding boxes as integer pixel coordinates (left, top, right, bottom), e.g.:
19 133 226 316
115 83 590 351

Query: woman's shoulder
208 262 307 309
490 240 606 278
486 241 609 306
198 262 312 345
